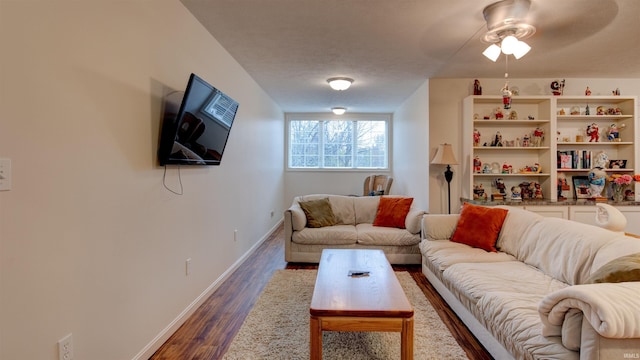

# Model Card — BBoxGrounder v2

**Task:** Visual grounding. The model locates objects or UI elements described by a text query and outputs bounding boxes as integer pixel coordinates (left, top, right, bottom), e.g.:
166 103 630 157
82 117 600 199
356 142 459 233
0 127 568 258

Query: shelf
557 142 633 146
557 115 633 121
474 146 549 150
473 173 550 177
474 120 551 124
558 168 634 172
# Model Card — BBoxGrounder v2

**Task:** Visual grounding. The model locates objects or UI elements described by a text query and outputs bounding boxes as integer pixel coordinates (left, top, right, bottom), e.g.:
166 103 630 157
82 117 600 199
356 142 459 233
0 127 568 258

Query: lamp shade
431 144 458 165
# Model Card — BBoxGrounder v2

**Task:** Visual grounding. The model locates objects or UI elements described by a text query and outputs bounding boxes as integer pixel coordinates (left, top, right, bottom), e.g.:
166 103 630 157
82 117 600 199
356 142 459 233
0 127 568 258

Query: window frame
285 113 392 171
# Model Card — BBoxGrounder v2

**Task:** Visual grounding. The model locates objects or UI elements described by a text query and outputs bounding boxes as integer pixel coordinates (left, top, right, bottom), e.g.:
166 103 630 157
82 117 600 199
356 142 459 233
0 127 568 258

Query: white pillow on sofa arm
289 205 307 231
405 208 426 234
422 214 459 241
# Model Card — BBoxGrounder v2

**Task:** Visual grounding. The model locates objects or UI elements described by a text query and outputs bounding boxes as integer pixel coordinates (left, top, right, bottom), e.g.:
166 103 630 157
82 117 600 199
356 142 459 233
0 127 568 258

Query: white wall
429 78 640 214
392 81 430 211
0 1 284 359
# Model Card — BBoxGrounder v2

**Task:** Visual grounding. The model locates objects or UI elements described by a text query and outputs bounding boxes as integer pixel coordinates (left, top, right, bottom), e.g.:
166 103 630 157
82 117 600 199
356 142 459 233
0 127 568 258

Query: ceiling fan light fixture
327 77 353 91
332 107 346 115
481 0 536 60
483 44 502 62
512 40 531 59
500 35 518 55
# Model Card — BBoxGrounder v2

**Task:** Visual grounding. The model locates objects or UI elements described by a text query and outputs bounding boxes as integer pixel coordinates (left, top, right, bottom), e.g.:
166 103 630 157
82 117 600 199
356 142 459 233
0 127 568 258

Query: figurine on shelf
608 123 621 141
502 83 512 109
519 181 532 199
473 128 481 146
586 123 599 142
551 79 565 96
509 110 518 120
473 155 482 173
597 106 606 115
593 150 609 169
585 104 590 115
588 167 607 199
533 182 543 199
585 86 592 96
532 127 544 147
473 184 487 200
494 107 504 119
494 178 507 198
510 186 522 201
522 133 530 147
502 162 512 174
490 131 503 147
473 79 482 95
613 88 621 96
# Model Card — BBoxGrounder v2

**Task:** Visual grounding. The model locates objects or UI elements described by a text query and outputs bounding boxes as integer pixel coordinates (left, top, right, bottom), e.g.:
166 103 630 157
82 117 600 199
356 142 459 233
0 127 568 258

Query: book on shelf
557 150 591 170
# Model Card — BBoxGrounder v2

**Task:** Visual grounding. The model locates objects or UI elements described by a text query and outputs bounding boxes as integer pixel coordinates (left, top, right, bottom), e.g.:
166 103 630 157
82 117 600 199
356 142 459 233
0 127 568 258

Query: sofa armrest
286 205 307 231
405 209 426 234
421 214 459 241
539 282 640 339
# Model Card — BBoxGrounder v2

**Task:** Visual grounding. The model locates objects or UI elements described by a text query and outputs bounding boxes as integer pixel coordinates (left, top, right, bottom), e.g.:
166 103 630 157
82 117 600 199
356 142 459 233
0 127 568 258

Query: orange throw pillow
451 203 508 252
373 197 413 229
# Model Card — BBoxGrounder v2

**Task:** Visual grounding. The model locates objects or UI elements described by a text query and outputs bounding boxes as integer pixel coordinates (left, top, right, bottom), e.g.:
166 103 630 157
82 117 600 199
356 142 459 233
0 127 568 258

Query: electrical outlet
58 333 74 360
234 229 238 242
0 158 11 191
185 258 191 276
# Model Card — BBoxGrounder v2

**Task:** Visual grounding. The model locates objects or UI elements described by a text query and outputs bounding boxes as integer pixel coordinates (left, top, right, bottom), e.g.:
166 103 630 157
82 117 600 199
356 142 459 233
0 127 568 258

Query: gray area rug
223 270 468 359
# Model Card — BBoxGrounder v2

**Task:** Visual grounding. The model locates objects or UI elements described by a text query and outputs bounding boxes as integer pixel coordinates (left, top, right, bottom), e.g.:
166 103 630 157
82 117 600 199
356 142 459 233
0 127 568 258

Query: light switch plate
0 159 11 191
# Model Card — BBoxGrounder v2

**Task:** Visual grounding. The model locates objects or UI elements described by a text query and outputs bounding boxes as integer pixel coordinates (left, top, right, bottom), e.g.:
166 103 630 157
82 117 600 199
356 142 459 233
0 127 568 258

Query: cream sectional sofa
421 205 640 360
284 194 425 264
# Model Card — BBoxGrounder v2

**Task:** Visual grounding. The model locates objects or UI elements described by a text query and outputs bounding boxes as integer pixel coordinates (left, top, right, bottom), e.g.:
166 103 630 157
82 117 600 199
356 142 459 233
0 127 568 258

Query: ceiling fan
481 0 536 61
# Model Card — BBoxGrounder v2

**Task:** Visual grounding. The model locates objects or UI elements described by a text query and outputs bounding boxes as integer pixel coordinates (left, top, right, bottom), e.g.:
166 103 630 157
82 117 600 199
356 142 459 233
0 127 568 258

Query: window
287 113 390 169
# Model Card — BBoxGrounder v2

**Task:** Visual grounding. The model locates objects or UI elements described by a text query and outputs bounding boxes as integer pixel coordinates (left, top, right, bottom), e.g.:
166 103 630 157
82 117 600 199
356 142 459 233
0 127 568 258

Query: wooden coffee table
309 249 414 359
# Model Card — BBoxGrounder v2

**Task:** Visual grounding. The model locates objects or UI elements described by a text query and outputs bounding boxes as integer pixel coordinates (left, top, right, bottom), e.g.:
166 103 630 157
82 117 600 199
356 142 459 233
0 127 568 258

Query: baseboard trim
132 220 283 360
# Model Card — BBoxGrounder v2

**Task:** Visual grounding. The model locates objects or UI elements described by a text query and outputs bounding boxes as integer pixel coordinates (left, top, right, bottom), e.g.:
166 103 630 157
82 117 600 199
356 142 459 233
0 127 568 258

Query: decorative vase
612 184 626 202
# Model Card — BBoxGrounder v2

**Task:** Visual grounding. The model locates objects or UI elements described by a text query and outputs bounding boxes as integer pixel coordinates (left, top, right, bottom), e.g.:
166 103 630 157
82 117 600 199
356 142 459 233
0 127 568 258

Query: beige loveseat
421 205 640 360
284 194 425 264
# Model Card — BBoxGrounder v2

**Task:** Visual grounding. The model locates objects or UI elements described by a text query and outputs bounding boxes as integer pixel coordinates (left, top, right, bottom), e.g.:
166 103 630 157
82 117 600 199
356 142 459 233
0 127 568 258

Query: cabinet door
524 205 568 219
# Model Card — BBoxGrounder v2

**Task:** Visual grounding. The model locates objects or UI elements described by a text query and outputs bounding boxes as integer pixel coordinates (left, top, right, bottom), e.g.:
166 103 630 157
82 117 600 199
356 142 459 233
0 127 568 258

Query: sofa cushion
353 196 380 224
585 252 640 284
291 225 357 245
356 223 420 246
419 240 516 274
518 218 627 285
299 198 337 228
327 195 356 225
373 196 413 228
451 203 508 252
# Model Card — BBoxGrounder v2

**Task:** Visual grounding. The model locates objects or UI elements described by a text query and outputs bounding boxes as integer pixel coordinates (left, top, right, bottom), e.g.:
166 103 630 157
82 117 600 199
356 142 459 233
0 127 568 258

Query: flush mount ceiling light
327 77 354 91
481 0 536 62
332 107 346 115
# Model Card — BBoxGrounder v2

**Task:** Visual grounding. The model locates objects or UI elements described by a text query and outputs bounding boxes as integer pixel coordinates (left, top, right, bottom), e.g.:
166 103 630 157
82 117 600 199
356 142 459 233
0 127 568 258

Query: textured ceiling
181 0 640 113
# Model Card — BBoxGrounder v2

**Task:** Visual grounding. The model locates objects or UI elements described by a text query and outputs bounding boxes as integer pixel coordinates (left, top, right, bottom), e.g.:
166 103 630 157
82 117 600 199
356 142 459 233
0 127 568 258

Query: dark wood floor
149 224 492 360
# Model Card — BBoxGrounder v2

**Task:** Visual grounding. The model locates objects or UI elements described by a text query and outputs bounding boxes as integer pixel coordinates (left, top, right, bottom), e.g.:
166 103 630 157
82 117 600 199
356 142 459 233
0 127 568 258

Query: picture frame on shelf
608 159 627 169
572 175 591 199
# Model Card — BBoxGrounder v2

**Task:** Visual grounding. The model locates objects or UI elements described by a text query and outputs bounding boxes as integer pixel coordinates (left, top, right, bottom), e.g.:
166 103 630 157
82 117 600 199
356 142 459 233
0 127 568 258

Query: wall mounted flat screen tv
158 73 239 166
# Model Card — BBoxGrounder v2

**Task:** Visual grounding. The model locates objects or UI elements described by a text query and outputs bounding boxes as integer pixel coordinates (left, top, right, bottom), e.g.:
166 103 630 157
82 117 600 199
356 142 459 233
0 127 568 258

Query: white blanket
539 282 640 339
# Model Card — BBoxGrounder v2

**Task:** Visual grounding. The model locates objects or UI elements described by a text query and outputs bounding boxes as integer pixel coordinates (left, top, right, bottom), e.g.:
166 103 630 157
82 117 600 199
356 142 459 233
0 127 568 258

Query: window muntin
287 114 390 169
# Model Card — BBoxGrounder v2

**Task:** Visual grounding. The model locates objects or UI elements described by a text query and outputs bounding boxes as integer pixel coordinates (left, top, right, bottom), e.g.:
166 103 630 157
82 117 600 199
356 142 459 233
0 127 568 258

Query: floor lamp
431 144 459 214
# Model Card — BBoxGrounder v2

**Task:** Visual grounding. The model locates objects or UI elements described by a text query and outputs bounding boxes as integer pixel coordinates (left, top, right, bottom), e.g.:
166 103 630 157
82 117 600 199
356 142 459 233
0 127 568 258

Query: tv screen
158 73 239 166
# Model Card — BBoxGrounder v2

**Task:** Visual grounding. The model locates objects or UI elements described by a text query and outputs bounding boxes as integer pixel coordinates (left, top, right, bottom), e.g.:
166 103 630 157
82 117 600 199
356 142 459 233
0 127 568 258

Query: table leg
310 315 322 360
401 316 414 360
